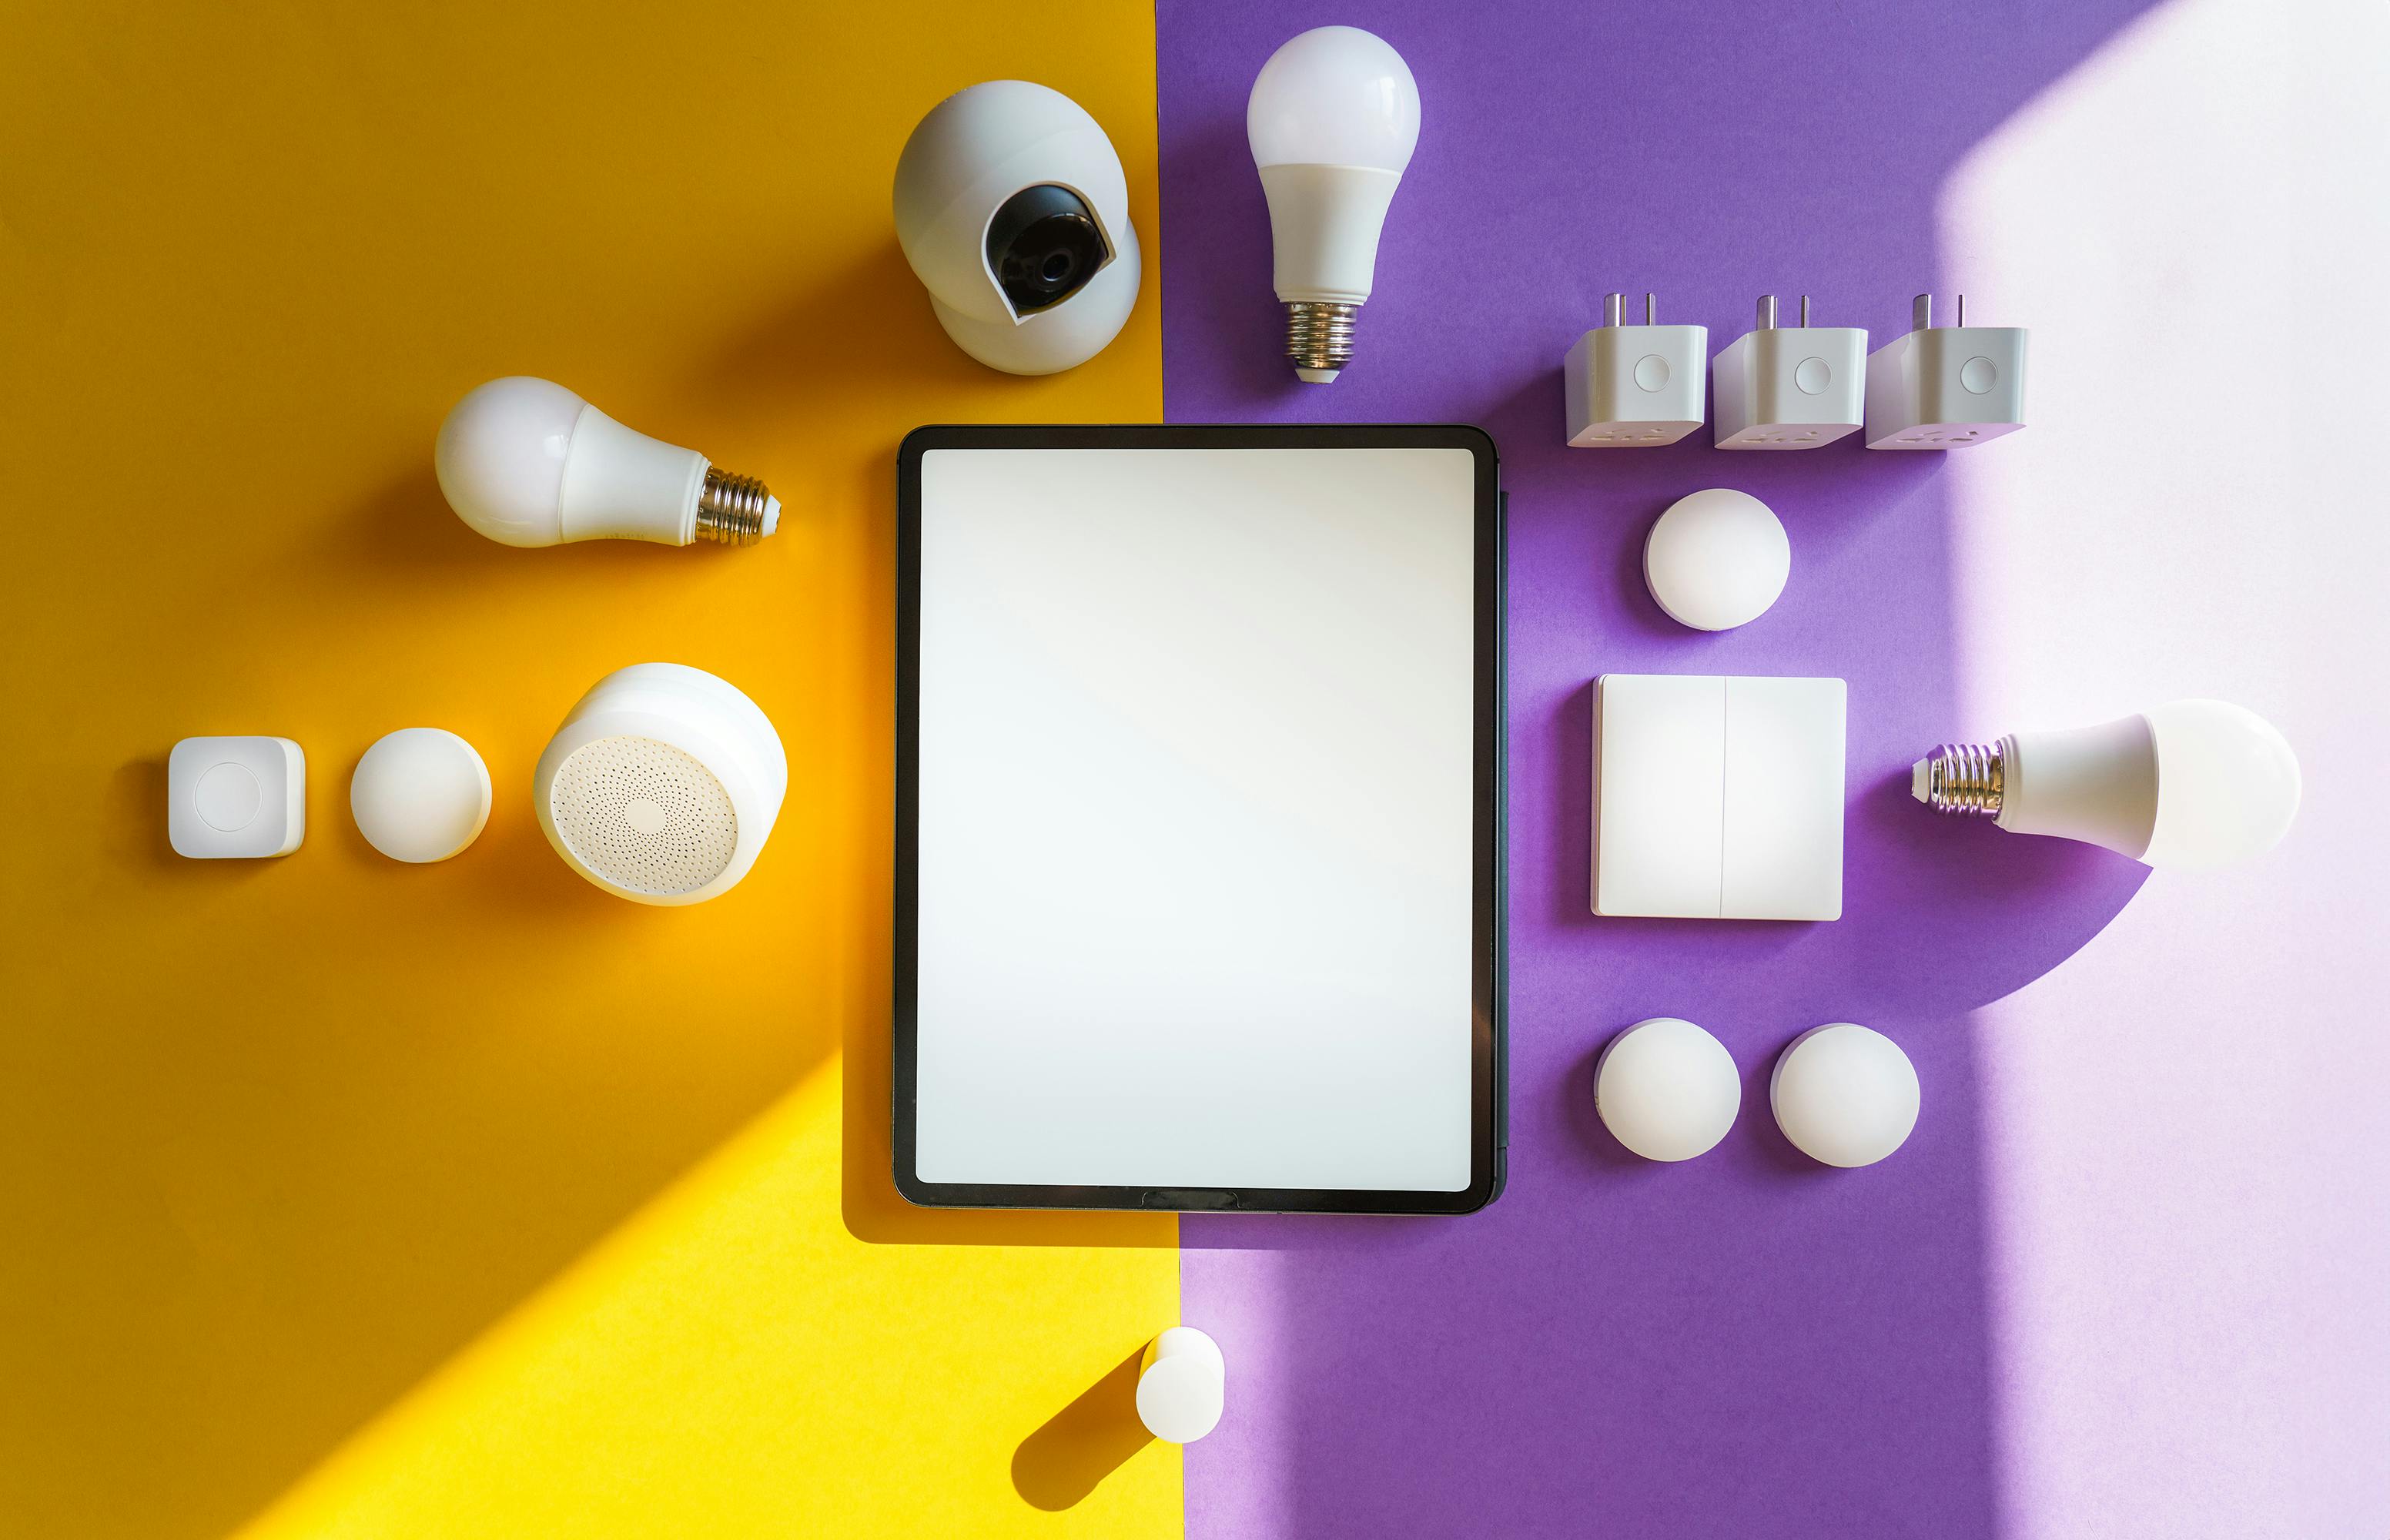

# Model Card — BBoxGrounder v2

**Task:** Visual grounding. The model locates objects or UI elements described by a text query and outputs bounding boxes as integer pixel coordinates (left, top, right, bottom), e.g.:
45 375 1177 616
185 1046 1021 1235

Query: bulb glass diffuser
1247 26 1420 383
1913 698 2300 871
435 377 778 548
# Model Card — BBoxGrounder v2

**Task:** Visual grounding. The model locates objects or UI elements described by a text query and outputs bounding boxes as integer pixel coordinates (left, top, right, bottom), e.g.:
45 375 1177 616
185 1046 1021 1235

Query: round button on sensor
1633 353 1671 392
1595 1017 1741 1161
1643 487 1791 631
1960 355 1999 394
1771 1023 1920 1167
196 762 262 832
350 728 492 863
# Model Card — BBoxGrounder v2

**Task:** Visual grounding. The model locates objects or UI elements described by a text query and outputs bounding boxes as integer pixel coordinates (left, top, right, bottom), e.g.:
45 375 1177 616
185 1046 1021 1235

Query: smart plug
1712 295 1866 450
1864 293 2027 449
1565 293 1706 447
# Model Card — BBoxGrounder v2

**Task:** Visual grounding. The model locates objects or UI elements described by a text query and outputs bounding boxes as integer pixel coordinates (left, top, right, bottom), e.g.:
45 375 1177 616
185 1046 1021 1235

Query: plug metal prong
1799 294 1811 327
1645 292 1655 326
1957 293 1967 327
1913 293 1932 332
1759 294 1777 330
1605 291 1623 327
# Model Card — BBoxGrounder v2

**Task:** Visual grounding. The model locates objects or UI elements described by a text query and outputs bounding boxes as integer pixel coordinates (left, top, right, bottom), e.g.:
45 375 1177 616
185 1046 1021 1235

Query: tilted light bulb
1246 25 1420 383
434 377 778 549
1913 699 2301 870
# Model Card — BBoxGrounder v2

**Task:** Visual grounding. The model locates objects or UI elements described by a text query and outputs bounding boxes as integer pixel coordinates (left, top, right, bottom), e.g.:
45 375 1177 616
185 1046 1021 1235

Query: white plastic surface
911 446 1478 1193
1594 675 1846 921
169 735 304 858
532 662 787 905
1595 1017 1741 1162
893 81 1141 375
1563 324 1708 447
1771 1023 1920 1167
1990 714 2160 859
1712 326 1866 449
1863 326 2029 448
434 377 711 546
1136 1327 1226 1445
1642 488 1789 631
350 728 491 863
1257 162 1399 305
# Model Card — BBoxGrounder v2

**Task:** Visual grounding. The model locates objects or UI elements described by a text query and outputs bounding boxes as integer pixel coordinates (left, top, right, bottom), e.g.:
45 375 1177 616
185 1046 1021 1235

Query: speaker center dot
623 797 668 835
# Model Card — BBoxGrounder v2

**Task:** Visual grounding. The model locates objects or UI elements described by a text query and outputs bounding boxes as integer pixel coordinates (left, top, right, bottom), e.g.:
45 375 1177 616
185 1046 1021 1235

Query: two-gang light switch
1593 675 1846 921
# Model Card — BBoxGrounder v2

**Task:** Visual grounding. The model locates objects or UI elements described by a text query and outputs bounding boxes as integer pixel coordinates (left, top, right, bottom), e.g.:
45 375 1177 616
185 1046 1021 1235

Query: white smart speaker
532 663 787 905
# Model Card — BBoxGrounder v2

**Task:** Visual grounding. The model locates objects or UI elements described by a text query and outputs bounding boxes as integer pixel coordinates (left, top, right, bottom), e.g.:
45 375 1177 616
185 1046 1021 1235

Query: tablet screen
903 435 1493 1204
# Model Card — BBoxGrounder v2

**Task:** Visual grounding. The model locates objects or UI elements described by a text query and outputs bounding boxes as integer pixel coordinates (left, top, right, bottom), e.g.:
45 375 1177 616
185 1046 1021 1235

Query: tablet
895 424 1504 1214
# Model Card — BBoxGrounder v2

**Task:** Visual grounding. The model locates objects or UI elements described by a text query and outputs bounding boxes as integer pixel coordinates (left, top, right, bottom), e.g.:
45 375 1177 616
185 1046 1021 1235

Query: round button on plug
1960 355 1999 394
196 762 262 832
1633 353 1671 392
1794 356 1831 395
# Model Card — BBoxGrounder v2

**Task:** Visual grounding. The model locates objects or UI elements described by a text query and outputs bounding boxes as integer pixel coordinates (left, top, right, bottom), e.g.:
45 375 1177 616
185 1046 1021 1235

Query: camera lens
986 184 1109 316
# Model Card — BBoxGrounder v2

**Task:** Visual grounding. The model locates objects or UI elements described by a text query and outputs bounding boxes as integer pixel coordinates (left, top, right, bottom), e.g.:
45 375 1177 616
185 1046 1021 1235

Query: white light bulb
1246 26 1420 383
434 377 779 548
1913 698 2301 870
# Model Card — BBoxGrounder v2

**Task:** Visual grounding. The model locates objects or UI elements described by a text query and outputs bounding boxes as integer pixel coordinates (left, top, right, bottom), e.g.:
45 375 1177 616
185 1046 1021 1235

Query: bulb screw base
1915 742 2005 816
1285 300 1357 382
695 467 775 546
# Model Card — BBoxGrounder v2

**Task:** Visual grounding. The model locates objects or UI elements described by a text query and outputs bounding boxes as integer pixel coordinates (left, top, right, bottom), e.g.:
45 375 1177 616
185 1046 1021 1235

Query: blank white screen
913 446 1479 1193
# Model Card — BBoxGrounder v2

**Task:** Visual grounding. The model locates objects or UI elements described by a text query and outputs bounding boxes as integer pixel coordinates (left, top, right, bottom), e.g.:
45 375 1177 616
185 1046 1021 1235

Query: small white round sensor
350 728 492 863
1594 1016 1741 1162
1136 1326 1225 1444
1643 487 1790 631
1770 1023 1920 1168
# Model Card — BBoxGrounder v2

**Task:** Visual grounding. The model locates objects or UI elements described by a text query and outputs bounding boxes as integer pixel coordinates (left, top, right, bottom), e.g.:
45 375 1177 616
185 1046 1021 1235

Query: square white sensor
169 735 305 858
1592 675 1844 920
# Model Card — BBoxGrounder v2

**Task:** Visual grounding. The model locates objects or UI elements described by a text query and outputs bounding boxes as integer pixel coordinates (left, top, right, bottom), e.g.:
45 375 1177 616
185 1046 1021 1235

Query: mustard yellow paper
0 4 1175 1535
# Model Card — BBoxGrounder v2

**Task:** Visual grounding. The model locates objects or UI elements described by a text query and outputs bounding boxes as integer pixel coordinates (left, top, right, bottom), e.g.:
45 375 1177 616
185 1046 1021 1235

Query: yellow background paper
0 3 1176 1535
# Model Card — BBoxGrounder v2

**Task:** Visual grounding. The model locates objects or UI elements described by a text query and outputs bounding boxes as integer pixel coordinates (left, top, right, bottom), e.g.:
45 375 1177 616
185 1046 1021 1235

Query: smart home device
350 728 491 863
1594 1017 1741 1162
1712 294 1866 449
436 377 779 547
897 425 1501 1214
1913 699 2299 870
893 81 1141 375
1864 293 2028 448
1136 1327 1226 1445
1770 1023 1920 1167
1248 26 1420 383
1594 675 1846 920
1642 487 1789 631
532 663 787 905
1564 291 1707 447
169 735 305 859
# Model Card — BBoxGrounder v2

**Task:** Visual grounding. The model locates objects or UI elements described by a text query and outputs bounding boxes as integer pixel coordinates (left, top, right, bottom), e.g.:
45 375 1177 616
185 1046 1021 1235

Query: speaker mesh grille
549 735 739 896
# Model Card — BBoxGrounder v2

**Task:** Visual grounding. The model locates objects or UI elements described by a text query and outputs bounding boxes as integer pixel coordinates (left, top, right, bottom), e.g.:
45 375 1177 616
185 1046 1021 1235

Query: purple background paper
1158 3 2157 1535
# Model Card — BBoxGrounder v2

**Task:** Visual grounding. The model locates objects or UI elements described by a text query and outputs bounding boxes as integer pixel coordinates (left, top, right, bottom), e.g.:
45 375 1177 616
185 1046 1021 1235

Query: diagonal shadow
1011 1343 1158 1509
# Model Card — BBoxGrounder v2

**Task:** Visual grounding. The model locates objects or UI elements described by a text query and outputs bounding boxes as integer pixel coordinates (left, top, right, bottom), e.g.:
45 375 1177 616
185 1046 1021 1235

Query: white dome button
1634 353 1672 392
1136 1326 1225 1444
196 762 261 832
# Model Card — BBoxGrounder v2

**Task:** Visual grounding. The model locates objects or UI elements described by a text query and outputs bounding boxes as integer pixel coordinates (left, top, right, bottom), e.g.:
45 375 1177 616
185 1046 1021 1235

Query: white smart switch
1593 675 1845 921
169 735 306 859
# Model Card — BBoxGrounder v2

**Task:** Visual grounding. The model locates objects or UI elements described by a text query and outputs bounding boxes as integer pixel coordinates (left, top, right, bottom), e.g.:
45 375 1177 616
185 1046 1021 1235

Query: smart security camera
893 81 1141 376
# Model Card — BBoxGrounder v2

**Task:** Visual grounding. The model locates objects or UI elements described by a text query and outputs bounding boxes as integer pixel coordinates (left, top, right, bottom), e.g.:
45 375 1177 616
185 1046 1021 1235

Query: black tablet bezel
893 424 1505 1215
